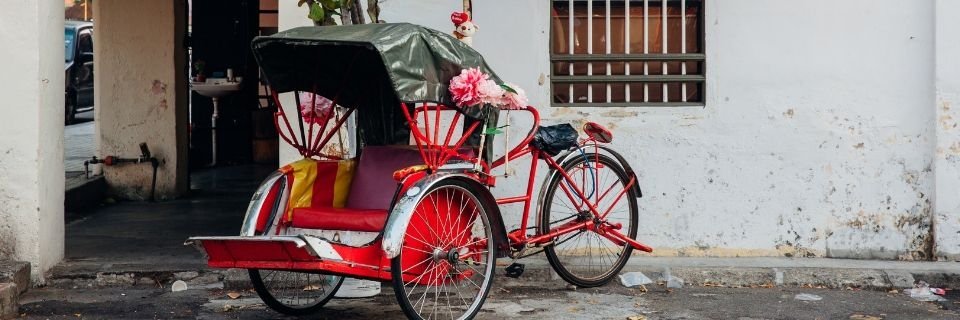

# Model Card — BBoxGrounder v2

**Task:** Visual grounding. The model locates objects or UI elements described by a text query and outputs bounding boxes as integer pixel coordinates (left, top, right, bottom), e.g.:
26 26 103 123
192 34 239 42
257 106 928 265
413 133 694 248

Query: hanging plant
297 0 382 26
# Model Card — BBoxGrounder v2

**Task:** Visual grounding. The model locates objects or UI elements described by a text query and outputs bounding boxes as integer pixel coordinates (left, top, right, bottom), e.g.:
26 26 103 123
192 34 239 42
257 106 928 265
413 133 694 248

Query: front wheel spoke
453 237 487 251
402 245 435 255
405 261 443 288
446 208 480 249
402 255 435 274
456 269 483 290
458 260 485 278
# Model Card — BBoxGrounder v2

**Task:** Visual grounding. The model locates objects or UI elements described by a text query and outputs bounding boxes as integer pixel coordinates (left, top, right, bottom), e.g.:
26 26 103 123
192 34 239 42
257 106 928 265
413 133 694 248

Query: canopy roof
252 23 502 119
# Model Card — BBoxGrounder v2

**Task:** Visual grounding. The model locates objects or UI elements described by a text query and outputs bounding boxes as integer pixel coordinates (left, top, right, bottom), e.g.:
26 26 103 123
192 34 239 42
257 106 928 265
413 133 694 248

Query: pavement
65 111 95 173
18 270 960 319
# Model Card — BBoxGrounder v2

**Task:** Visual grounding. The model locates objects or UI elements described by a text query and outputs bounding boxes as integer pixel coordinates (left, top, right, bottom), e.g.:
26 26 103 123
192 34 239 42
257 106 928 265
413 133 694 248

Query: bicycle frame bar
499 142 652 253
490 106 540 170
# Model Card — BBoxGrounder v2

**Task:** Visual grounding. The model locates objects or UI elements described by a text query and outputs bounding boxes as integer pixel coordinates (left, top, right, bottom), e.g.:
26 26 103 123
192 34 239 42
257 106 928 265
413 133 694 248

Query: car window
77 30 92 55
65 28 76 62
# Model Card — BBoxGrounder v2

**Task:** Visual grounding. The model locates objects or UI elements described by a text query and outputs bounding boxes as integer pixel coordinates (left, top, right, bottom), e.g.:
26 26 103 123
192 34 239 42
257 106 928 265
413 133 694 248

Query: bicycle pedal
505 263 525 278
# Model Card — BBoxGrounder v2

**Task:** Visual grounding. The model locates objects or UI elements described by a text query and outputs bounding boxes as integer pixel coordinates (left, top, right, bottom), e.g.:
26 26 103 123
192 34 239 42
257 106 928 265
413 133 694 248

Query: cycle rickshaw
187 23 652 320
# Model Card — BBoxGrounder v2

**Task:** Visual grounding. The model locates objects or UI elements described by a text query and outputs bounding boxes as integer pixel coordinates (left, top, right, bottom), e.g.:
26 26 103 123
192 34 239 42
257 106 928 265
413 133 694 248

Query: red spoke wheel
392 179 496 320
539 153 639 287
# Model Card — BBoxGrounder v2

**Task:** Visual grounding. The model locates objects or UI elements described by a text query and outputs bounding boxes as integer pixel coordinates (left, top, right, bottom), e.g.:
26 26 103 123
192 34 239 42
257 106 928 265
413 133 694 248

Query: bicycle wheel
249 269 344 315
247 191 344 317
539 152 639 287
392 179 496 320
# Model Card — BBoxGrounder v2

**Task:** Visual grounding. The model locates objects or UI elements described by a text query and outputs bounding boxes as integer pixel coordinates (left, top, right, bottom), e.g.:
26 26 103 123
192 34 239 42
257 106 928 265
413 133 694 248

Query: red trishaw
187 23 651 320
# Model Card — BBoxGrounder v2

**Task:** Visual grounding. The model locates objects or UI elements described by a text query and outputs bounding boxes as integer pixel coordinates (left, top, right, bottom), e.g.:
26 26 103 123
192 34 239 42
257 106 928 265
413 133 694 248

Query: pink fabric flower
501 83 528 110
477 79 506 106
299 92 333 124
449 68 488 107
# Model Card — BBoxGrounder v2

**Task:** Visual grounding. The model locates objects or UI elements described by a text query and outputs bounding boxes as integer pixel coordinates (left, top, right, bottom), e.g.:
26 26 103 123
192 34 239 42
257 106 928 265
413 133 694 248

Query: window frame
549 0 706 108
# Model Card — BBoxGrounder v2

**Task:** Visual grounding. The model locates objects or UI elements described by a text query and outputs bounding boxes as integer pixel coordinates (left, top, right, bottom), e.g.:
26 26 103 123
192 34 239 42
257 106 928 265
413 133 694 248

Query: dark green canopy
252 23 502 120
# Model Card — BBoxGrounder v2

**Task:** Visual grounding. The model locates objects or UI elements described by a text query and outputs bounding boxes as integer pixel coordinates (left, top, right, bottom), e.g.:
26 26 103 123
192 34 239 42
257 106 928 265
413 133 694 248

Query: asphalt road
20 279 959 319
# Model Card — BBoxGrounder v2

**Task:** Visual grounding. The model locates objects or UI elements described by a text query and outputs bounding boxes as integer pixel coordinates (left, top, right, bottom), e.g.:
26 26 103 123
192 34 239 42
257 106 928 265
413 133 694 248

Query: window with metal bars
551 0 704 107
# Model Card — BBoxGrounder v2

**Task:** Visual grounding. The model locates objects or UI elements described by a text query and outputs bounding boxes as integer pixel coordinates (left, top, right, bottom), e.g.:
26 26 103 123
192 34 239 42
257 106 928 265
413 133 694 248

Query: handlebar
490 106 540 169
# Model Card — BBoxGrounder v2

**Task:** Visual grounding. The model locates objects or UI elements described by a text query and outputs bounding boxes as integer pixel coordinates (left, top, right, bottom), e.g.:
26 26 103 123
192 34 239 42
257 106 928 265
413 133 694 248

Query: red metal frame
198 99 652 283
270 90 355 159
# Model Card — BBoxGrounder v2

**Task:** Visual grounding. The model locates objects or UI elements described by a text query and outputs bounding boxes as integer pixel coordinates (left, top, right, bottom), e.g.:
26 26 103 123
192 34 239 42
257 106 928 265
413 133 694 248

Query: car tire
65 94 76 125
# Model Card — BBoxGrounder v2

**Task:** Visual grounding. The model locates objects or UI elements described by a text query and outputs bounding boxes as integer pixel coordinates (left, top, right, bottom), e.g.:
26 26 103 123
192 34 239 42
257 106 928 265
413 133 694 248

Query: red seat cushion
291 207 388 232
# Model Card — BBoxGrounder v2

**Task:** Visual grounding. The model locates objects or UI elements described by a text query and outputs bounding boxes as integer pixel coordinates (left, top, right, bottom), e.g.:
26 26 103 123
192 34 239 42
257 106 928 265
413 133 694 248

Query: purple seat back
345 146 426 210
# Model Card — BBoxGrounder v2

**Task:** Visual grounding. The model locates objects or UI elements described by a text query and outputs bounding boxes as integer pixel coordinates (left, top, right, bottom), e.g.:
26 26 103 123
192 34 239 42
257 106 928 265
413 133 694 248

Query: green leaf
499 84 518 94
308 3 325 22
484 128 504 135
321 0 341 10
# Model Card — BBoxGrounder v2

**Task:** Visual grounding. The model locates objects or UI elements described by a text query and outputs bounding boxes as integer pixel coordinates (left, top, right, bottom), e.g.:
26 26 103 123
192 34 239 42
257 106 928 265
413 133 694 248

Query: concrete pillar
934 0 960 260
0 0 65 283
93 0 189 200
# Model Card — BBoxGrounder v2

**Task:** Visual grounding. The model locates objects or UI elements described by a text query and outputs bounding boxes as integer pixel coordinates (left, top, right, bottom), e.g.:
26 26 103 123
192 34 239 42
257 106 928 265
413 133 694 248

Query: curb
514 266 960 290
65 174 106 218
0 261 30 319
507 257 960 291
0 261 29 295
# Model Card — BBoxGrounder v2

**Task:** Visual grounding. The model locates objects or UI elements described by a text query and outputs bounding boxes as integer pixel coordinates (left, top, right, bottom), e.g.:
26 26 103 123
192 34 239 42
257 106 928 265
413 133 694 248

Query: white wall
280 0 959 259
934 0 960 260
0 0 65 283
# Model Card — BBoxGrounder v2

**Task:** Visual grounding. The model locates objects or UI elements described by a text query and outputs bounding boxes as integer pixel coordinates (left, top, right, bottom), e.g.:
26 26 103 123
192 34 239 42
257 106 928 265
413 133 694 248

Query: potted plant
193 60 207 83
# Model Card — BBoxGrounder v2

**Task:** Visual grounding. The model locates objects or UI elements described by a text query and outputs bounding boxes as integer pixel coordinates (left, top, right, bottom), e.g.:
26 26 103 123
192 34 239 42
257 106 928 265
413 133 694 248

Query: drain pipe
86 143 160 201
210 97 220 166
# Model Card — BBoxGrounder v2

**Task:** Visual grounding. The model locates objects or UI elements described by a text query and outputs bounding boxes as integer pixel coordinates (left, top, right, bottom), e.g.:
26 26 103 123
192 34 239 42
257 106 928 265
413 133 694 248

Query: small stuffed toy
451 12 478 46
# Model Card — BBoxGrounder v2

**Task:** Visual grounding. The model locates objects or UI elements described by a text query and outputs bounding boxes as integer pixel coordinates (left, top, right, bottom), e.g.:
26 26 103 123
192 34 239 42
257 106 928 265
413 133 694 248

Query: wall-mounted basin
191 77 242 166
191 77 242 98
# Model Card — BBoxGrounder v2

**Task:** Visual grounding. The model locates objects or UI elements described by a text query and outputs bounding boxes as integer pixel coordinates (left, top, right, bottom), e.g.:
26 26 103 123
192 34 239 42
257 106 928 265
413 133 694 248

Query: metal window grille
551 0 705 107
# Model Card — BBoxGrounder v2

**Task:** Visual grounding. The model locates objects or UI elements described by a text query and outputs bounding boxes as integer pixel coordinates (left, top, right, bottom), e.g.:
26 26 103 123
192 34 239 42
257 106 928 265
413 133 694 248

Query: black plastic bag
530 124 579 156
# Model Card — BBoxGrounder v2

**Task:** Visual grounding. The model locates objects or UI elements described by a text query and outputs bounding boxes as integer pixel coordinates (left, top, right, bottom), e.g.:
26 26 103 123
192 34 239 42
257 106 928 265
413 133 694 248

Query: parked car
65 20 94 124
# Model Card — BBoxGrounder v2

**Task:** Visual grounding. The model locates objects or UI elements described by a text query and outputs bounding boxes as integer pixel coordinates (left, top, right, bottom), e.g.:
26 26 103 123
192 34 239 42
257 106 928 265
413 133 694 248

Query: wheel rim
252 269 341 310
545 155 637 283
396 185 494 320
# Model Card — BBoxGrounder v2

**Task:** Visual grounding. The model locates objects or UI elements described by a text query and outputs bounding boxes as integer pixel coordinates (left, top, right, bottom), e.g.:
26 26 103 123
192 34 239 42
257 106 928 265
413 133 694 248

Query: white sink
191 77 242 98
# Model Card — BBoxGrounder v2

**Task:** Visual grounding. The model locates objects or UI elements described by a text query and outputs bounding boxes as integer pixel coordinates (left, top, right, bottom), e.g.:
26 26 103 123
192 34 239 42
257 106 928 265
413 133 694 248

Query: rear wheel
539 153 639 288
249 269 343 316
392 179 496 320
247 188 344 316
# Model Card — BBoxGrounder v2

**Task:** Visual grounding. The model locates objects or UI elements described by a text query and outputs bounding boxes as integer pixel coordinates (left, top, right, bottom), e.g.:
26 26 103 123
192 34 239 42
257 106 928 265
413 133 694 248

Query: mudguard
239 170 288 236
381 172 509 259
